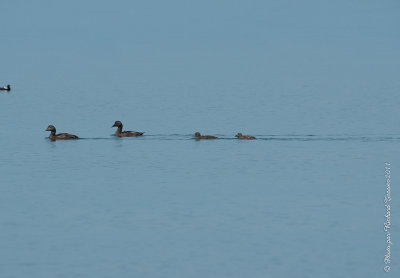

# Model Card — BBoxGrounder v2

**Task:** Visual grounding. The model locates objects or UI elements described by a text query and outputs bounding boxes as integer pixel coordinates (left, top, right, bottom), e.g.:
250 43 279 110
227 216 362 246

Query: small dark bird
235 133 256 139
194 132 218 139
112 121 144 137
0 85 11 91
45 125 78 141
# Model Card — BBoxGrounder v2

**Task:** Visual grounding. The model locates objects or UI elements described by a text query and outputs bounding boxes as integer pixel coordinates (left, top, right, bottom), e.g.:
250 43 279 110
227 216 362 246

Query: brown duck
112 121 144 137
235 133 256 139
45 125 78 141
194 132 218 139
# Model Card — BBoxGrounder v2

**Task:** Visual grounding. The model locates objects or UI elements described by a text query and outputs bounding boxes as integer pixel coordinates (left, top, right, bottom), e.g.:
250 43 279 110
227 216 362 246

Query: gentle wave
46 135 400 142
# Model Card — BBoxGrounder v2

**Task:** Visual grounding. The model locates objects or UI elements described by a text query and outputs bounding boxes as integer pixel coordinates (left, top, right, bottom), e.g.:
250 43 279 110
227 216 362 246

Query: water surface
1 1 399 277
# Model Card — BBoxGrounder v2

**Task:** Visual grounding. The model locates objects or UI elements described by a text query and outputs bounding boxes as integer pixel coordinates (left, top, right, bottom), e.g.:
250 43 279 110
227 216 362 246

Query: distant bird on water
194 132 218 139
45 125 78 141
0 85 10 91
235 133 256 139
112 121 144 137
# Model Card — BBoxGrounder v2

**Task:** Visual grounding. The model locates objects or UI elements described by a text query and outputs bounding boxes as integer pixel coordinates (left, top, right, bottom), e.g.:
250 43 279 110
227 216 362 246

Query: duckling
235 133 256 139
194 132 218 139
45 125 78 141
0 85 10 91
112 121 144 137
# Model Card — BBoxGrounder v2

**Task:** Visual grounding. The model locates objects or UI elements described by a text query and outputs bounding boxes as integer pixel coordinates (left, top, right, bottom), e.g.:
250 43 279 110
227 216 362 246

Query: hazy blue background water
0 0 399 277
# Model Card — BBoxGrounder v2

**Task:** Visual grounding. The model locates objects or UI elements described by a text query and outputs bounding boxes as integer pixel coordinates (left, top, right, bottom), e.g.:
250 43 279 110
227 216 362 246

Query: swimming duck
194 132 218 139
0 85 10 91
112 121 144 137
45 125 78 141
235 133 256 139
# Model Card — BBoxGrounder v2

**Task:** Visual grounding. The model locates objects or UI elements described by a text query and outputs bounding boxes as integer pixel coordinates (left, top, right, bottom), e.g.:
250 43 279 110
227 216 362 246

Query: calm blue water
1 1 399 277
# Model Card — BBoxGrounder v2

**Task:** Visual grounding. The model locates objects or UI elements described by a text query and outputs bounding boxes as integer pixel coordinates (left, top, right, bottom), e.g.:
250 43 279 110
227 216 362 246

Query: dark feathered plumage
0 85 10 91
194 132 218 139
235 133 256 139
112 121 144 137
45 125 78 141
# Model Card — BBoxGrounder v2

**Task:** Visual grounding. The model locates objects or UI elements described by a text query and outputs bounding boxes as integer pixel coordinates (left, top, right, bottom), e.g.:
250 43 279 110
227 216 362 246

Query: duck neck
48 129 56 139
116 125 123 134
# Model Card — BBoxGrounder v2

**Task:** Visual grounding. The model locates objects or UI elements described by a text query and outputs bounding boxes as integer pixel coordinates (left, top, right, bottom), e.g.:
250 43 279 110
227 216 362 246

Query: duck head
112 121 123 128
45 125 56 132
194 132 201 137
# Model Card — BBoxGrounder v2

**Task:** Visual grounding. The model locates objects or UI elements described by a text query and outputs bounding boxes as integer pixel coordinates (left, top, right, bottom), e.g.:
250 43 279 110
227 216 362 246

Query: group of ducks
3 83 256 140
45 121 256 141
194 132 255 140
